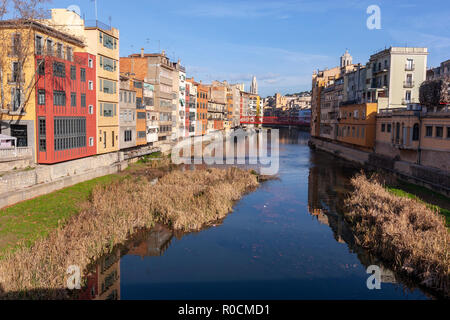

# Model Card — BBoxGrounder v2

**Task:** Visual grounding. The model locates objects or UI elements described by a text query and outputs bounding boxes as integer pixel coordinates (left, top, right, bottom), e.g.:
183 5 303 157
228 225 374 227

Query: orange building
188 78 208 135
337 103 378 150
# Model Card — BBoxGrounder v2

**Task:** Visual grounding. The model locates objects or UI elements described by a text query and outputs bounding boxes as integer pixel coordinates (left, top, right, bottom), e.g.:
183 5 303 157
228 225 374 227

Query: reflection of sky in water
120 130 430 300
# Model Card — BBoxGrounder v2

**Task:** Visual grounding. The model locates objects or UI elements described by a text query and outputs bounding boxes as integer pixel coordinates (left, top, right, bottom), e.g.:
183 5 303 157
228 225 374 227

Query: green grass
137 151 163 164
0 174 120 257
386 182 450 228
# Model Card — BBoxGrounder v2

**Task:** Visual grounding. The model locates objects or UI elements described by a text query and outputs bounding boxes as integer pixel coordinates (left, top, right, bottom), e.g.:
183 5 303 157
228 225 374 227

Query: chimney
141 48 144 58
162 50 165 56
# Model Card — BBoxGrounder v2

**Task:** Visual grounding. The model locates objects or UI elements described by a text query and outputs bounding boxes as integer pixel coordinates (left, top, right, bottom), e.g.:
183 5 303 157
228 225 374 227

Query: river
83 128 432 300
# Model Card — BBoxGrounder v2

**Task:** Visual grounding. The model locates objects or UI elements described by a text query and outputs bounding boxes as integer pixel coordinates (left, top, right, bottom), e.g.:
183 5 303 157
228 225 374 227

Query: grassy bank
345 173 450 297
0 166 259 299
385 181 450 228
0 175 120 257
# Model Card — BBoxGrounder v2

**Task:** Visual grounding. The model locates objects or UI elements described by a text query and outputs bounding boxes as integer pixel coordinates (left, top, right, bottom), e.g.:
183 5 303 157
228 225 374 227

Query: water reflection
79 128 434 300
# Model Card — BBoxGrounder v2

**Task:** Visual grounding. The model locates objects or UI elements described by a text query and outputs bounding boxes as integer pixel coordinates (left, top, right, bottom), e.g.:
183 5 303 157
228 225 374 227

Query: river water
84 128 432 300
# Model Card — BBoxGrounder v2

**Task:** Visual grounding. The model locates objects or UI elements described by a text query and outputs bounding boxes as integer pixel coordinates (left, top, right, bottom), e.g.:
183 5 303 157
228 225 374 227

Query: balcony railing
403 81 414 88
85 19 112 31
405 64 415 71
0 147 32 160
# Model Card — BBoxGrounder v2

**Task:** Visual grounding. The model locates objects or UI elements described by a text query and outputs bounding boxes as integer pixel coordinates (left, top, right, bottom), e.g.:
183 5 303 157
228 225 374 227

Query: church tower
250 76 258 95
340 50 353 68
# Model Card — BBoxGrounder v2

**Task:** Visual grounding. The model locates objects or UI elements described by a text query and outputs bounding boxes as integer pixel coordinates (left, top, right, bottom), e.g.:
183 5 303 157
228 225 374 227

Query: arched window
412 123 419 141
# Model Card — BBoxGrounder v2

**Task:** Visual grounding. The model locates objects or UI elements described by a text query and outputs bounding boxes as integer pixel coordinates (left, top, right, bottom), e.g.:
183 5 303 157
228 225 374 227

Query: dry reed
345 173 450 297
0 167 259 299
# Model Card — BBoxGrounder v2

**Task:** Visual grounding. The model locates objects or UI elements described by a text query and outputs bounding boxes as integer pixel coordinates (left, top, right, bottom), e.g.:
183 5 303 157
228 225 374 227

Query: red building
35 51 97 164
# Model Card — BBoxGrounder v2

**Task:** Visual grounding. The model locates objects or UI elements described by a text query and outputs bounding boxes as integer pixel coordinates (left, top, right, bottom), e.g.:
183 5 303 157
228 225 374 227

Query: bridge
239 116 310 127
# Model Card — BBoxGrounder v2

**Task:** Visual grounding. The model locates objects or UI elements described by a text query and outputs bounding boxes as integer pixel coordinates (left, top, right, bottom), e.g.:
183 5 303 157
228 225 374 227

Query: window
54 117 86 151
101 103 116 117
66 46 73 61
53 90 66 106
38 118 46 152
436 126 443 138
425 126 433 137
80 68 86 82
56 43 63 59
412 124 419 141
71 92 76 107
134 81 142 88
11 33 21 56
35 35 43 55
447 127 450 139
112 131 115 147
10 88 21 111
53 62 65 78
46 39 53 56
138 131 146 138
89 137 94 146
89 105 94 114
137 112 146 119
362 127 365 138
89 80 94 90
38 90 45 105
81 94 86 107
100 56 115 72
381 124 386 132
70 65 76 80
124 130 132 142
100 79 116 94
102 33 115 49
88 58 93 68
387 124 392 133
37 59 45 75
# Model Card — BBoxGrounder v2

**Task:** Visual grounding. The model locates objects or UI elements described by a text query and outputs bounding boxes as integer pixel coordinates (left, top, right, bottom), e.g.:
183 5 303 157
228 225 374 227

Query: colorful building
337 103 378 150
0 19 97 164
49 9 120 155
119 75 137 150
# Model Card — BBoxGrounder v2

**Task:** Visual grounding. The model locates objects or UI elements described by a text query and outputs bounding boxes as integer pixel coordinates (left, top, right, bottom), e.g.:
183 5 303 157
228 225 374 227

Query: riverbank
345 173 450 298
0 160 259 299
309 136 450 197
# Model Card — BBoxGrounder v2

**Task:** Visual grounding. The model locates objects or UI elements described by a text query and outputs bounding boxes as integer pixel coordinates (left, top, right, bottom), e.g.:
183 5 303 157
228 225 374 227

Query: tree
0 0 50 116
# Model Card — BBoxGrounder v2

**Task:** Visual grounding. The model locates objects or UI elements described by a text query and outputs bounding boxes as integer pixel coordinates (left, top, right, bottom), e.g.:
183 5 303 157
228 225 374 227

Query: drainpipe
417 111 422 165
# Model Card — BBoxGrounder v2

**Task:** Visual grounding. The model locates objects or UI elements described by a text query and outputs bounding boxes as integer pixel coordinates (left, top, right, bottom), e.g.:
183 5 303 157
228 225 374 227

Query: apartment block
49 9 121 155
337 103 378 150
120 51 175 143
119 75 137 150
365 47 428 109
0 19 97 164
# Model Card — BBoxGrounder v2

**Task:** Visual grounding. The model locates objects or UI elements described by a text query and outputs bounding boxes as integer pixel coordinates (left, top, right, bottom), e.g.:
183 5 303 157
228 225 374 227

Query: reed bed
345 173 450 297
0 167 259 299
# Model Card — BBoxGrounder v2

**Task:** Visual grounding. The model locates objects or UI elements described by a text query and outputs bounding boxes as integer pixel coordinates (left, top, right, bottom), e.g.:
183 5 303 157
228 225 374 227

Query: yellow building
337 103 378 150
48 9 120 154
0 19 85 162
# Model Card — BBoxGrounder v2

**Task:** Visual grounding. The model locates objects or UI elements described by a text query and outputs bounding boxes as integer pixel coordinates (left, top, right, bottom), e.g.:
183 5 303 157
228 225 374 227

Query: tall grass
0 167 258 299
345 173 450 297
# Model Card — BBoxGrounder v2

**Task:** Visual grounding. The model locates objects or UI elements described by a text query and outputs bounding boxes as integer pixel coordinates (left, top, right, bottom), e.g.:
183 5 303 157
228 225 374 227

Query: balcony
405 64 415 71
0 146 32 161
401 98 418 105
403 81 414 88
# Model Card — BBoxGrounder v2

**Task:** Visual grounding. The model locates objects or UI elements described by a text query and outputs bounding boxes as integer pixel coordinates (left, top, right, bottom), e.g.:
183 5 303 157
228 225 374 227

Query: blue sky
46 0 450 97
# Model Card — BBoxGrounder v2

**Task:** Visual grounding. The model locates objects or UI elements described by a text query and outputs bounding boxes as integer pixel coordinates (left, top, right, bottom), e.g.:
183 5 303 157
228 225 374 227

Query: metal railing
0 147 32 160
85 20 112 31
403 81 414 88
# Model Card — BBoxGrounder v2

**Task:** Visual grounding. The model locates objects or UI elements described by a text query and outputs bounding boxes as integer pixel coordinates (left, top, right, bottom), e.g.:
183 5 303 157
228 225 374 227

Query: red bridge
239 116 310 127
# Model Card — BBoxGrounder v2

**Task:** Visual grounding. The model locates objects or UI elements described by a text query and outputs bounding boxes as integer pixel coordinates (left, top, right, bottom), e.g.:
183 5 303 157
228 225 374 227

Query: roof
0 19 85 47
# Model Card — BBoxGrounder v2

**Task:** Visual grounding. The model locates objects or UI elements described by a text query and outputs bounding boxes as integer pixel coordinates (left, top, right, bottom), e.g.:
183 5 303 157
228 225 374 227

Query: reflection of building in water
307 154 398 284
127 225 173 258
79 248 121 300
